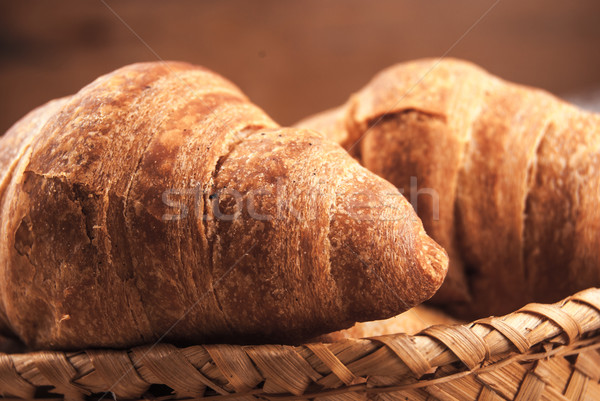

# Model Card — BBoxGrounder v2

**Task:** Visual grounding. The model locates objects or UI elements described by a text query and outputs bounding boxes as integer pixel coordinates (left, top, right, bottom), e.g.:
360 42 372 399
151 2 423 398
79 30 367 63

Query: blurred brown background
1 0 600 134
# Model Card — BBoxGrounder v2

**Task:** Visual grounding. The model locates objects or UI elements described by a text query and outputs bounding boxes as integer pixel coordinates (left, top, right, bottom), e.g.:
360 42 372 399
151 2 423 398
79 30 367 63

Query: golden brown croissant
297 58 600 318
0 62 447 349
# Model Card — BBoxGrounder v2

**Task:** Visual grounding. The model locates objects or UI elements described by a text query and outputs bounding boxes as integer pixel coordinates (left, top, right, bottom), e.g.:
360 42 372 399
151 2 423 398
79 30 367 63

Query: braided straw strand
0 288 599 400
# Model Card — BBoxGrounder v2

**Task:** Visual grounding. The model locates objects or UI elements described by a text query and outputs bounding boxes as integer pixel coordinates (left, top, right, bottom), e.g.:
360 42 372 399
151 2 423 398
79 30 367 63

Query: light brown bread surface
297 58 600 318
315 305 462 342
0 62 447 350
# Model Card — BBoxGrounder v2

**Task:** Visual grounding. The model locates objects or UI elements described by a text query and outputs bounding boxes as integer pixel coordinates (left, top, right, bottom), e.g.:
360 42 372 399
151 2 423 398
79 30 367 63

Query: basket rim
1 287 599 400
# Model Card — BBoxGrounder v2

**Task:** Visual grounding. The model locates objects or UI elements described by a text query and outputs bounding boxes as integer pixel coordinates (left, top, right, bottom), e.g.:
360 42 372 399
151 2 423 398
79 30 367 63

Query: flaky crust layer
316 305 462 341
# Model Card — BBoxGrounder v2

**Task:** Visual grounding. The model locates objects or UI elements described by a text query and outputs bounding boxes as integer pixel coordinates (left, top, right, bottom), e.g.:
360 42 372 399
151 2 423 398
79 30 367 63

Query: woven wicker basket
1 288 599 401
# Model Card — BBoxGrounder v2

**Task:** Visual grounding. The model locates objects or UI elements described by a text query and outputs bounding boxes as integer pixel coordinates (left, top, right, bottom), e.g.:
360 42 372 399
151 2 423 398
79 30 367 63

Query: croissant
0 62 447 349
297 58 600 318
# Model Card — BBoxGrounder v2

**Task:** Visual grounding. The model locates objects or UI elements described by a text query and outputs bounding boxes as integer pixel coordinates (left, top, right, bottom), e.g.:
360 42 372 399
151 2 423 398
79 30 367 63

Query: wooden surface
1 0 600 133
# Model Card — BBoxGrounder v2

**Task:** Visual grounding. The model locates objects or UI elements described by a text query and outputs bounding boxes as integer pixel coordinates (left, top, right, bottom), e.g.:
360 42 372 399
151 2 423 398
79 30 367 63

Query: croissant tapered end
205 126 448 343
0 97 71 339
325 141 449 322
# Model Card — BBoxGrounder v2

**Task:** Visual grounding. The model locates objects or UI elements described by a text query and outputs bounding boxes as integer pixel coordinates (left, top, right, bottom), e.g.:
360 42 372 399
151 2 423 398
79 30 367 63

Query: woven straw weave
0 288 599 401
